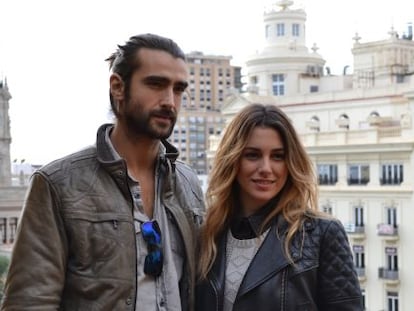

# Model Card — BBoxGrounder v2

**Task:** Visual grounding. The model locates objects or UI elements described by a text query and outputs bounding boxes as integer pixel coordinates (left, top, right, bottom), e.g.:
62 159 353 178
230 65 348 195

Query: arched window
336 113 349 130
307 115 320 132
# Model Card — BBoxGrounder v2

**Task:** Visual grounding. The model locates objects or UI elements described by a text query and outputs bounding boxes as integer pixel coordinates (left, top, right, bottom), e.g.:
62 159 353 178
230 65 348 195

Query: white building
0 79 25 256
214 1 414 310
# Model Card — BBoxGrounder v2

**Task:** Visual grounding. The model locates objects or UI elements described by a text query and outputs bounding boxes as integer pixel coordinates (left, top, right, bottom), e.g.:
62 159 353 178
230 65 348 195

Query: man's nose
161 87 175 108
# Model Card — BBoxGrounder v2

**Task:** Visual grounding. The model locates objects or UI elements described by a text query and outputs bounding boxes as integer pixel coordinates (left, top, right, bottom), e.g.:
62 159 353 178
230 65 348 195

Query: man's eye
149 82 163 88
174 86 186 94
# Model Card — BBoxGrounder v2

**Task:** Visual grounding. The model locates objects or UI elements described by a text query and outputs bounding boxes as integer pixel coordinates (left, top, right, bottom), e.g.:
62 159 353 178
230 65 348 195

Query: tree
0 256 10 300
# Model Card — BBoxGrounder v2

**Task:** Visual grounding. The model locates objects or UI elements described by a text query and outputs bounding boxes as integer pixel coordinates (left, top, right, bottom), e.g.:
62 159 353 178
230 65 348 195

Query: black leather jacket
196 216 363 311
2 124 205 311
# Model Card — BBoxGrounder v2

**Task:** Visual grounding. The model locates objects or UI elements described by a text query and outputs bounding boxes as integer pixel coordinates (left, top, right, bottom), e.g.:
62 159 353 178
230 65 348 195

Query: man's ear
110 73 125 102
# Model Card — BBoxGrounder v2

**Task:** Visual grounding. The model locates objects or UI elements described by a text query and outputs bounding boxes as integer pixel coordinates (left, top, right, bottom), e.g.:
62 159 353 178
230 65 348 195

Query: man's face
119 48 188 139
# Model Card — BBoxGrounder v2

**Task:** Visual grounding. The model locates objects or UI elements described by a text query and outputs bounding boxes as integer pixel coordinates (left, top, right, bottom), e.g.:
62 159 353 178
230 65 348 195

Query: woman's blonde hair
198 104 320 278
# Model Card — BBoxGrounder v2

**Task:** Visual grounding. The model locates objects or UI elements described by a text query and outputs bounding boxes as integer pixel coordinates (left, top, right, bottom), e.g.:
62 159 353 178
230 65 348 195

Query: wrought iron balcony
377 224 399 241
378 267 399 284
355 267 366 281
344 224 365 240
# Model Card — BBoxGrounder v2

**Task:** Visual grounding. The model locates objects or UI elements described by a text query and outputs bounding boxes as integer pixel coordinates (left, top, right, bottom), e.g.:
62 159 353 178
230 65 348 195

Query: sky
0 0 413 165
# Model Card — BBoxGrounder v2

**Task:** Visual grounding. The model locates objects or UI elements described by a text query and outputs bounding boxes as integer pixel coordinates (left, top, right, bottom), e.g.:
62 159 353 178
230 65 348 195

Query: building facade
215 1 414 310
170 51 242 174
0 79 25 256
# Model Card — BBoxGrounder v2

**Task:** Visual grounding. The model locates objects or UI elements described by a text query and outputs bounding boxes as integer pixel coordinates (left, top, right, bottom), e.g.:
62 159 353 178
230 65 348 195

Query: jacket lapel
237 224 290 297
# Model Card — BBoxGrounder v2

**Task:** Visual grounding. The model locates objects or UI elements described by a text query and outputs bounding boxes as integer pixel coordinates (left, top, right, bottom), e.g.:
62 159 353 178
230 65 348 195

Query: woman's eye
244 153 259 160
272 153 285 160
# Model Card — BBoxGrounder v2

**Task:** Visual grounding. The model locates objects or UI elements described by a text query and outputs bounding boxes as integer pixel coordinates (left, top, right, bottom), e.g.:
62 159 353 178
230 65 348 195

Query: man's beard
123 102 177 140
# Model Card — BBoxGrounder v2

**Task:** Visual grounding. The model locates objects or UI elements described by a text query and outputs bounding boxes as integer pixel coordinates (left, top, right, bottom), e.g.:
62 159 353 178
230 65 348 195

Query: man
1 33 205 311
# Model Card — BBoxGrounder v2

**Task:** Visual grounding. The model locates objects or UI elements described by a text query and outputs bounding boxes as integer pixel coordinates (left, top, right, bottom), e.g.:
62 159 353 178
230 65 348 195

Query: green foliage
0 256 9 276
0 256 9 301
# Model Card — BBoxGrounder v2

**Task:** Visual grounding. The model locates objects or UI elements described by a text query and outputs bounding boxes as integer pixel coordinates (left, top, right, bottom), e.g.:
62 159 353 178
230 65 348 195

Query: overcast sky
0 0 413 164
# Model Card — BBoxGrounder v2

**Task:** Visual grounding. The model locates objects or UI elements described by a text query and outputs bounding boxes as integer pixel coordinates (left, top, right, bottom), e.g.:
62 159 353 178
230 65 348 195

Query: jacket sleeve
1 172 68 310
317 220 363 311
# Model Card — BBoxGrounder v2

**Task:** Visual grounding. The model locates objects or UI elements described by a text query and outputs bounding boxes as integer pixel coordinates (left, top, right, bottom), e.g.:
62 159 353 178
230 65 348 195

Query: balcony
344 224 365 240
377 224 399 241
378 267 399 284
355 267 366 281
380 178 403 185
347 178 369 186
318 176 337 185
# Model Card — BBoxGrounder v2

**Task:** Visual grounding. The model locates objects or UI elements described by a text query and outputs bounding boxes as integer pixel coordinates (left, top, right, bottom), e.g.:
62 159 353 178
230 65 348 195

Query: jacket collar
95 123 179 164
230 194 281 239
95 123 179 199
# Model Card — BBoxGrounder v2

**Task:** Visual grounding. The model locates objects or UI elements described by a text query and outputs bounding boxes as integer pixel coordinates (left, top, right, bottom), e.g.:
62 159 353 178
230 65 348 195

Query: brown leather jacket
1 124 205 311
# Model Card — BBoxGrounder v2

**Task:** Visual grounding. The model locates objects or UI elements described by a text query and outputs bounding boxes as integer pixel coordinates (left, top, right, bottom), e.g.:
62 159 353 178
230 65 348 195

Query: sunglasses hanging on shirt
141 220 163 277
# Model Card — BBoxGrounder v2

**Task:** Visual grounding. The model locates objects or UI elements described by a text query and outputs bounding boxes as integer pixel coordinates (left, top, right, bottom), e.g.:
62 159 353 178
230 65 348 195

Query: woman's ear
110 73 125 102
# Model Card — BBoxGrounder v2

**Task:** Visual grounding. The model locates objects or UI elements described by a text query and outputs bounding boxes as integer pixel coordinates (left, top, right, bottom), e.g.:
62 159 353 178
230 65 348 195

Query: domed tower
0 78 12 187
246 0 326 96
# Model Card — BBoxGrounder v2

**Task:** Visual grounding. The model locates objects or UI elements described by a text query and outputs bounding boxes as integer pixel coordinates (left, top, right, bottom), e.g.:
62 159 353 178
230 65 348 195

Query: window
348 164 369 185
338 113 350 129
310 85 319 93
250 76 258 88
308 116 320 132
272 74 285 96
322 204 332 215
277 23 285 36
0 218 7 244
361 289 366 310
353 245 365 269
396 74 404 83
385 247 398 271
292 23 300 36
386 206 397 228
387 292 399 311
354 206 364 227
380 164 403 185
317 164 337 185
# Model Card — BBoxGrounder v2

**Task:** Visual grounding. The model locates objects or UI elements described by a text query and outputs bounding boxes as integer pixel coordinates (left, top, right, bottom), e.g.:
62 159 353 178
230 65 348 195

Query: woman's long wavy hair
198 103 320 279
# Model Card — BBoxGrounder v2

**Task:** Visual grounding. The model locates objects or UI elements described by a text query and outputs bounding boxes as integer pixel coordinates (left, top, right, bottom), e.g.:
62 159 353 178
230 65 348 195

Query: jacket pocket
64 211 132 270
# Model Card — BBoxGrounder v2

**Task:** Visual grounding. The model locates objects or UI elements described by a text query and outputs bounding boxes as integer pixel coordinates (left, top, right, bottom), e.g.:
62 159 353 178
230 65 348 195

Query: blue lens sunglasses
141 220 163 277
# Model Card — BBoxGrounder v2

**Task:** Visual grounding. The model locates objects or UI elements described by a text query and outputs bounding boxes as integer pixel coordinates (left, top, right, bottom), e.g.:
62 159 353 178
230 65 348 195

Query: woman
196 104 362 311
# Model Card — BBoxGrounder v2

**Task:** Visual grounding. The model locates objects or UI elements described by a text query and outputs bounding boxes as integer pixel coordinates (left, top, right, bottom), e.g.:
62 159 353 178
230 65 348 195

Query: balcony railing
380 178 403 185
355 267 366 280
347 178 369 185
345 224 365 240
377 224 398 236
378 267 399 281
318 176 337 185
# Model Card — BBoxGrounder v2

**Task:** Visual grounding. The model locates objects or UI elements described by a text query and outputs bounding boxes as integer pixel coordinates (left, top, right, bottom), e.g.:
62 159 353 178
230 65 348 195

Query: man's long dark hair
105 33 186 117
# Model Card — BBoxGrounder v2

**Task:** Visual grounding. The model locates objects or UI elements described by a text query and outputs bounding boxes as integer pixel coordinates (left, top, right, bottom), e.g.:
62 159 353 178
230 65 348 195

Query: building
215 1 414 310
0 79 25 256
170 51 242 174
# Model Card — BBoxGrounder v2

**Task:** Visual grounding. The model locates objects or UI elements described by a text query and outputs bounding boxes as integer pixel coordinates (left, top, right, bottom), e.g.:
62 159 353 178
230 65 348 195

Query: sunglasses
140 220 163 277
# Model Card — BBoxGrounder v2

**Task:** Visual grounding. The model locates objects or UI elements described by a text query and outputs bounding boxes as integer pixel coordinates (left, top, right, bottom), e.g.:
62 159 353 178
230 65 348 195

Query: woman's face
236 126 289 216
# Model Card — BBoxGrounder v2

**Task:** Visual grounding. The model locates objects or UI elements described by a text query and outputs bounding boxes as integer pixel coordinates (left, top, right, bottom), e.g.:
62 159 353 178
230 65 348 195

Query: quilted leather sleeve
317 220 363 311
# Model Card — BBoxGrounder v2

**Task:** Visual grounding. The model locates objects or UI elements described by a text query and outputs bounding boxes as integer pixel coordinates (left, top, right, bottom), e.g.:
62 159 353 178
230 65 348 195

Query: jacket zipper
209 278 220 311
280 269 287 311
